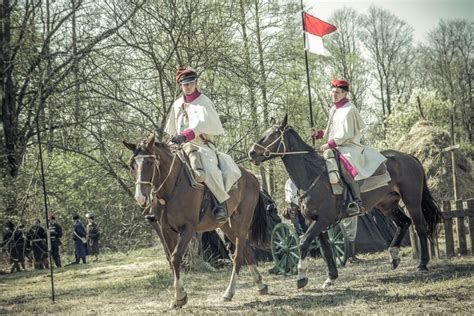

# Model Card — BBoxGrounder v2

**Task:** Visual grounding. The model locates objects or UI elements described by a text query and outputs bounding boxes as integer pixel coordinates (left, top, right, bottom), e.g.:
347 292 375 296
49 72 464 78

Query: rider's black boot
342 169 365 216
214 202 228 223
145 214 156 222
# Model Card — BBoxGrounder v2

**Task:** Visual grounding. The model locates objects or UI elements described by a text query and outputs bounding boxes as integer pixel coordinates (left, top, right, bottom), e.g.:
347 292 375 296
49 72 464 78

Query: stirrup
214 205 228 223
145 214 156 222
346 201 364 216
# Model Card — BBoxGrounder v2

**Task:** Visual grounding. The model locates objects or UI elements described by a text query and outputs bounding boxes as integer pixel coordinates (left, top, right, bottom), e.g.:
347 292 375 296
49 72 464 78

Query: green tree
421 19 473 144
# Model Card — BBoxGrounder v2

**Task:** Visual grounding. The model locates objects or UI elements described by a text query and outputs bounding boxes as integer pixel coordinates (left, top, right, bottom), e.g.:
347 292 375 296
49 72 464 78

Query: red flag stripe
304 12 337 37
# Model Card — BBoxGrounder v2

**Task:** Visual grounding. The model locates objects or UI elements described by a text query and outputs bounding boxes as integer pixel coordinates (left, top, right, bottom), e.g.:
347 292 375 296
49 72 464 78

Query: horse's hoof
258 284 268 295
297 277 308 289
322 278 335 289
391 258 401 270
171 293 188 308
417 266 429 273
222 295 233 302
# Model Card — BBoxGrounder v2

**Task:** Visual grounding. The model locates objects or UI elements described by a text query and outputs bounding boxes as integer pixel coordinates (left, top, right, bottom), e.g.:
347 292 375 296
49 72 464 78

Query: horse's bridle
133 151 178 209
252 126 309 158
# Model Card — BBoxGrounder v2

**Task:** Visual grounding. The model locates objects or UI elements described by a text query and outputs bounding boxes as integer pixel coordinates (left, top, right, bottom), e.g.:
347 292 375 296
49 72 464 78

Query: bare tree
360 6 414 136
0 0 144 215
326 7 370 111
422 19 473 142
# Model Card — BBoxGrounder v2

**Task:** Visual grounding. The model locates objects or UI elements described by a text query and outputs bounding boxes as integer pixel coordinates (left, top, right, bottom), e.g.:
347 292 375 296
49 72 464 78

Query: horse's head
123 133 160 208
248 114 291 165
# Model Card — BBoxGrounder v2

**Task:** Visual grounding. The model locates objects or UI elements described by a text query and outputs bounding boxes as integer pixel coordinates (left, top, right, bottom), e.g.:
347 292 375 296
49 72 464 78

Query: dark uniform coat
49 222 63 267
73 221 89 258
2 228 25 264
86 222 100 255
26 225 49 269
26 225 47 261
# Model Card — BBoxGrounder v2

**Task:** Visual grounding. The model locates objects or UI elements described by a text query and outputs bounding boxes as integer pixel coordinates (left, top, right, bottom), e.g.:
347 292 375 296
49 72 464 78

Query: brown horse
248 115 442 289
123 134 269 308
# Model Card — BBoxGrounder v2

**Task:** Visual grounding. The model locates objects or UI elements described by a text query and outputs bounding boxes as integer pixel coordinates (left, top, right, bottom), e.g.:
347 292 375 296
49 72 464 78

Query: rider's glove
171 134 186 145
311 128 324 140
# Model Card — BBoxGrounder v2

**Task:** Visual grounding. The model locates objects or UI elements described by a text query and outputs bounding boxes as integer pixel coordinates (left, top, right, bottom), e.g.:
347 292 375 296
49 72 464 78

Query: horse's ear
280 113 288 128
123 141 137 152
146 133 156 150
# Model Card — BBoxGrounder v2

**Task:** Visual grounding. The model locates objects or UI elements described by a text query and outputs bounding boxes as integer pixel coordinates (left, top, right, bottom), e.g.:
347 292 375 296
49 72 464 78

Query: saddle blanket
178 150 239 192
330 169 391 195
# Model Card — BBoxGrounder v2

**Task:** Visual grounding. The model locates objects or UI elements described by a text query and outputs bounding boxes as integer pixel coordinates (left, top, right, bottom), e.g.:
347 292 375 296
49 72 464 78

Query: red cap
176 66 197 84
331 79 350 88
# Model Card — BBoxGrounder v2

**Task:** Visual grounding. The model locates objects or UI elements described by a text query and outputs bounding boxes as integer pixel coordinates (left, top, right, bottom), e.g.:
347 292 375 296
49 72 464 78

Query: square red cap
331 79 350 88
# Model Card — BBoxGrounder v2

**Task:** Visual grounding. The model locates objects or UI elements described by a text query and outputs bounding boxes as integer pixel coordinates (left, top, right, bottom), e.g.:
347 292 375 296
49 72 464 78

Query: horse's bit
133 152 177 209
252 126 308 158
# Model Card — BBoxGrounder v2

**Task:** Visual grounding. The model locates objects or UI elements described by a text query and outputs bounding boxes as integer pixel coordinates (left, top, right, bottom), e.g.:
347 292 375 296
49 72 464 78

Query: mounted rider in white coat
313 79 386 216
164 66 241 223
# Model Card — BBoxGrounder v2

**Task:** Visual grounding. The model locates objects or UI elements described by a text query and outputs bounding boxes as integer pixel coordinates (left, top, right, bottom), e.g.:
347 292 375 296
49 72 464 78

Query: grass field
1 245 473 314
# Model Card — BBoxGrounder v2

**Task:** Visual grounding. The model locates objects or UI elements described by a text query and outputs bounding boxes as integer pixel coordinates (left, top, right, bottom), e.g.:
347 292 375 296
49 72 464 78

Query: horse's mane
152 141 175 159
285 128 326 174
154 141 170 151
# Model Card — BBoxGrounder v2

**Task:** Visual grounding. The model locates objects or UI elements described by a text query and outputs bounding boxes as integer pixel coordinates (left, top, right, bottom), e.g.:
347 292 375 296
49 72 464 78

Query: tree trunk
239 0 266 194
254 0 272 194
1 0 19 216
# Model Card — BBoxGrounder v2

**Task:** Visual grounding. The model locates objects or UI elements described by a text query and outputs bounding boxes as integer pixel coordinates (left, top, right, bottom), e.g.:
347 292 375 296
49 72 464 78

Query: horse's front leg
318 231 338 288
297 220 327 289
148 220 172 265
170 225 194 308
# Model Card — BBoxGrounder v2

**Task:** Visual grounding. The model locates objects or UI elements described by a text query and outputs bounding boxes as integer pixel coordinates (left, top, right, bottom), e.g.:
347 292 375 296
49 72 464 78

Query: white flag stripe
304 32 331 57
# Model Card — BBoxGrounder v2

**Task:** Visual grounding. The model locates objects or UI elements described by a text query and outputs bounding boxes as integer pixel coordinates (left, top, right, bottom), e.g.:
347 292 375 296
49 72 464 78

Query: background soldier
48 214 63 267
340 217 362 263
26 218 49 270
284 178 307 236
85 213 100 262
2 221 26 273
70 214 89 265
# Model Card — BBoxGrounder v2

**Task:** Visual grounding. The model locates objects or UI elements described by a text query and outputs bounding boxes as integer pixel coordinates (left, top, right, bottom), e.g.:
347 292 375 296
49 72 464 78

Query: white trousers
195 143 241 203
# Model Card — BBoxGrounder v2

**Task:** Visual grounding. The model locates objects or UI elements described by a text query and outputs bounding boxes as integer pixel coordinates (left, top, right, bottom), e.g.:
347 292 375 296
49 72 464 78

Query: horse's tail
412 155 443 242
248 191 270 249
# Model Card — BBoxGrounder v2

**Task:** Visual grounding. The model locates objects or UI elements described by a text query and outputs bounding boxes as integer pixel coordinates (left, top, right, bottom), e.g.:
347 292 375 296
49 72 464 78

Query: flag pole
37 83 55 302
300 0 315 145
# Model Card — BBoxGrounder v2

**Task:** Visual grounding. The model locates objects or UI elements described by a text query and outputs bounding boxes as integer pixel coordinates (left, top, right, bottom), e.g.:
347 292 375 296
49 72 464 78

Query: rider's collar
334 97 349 109
184 90 201 103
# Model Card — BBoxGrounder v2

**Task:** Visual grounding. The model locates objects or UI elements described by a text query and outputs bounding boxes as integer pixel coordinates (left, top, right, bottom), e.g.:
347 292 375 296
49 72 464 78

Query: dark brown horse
248 115 442 289
123 134 269 308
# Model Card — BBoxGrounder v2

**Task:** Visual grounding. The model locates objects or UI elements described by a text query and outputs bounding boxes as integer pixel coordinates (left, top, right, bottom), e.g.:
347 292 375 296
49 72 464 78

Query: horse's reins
252 126 309 158
134 151 178 209
133 148 181 263
253 125 324 205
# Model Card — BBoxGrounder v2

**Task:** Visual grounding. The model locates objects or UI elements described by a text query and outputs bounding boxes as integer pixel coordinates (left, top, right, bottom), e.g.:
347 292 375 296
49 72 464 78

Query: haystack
393 120 474 203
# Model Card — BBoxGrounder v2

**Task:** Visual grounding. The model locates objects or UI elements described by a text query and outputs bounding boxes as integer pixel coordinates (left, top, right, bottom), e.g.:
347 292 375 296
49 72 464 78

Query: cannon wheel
271 223 300 275
312 223 349 267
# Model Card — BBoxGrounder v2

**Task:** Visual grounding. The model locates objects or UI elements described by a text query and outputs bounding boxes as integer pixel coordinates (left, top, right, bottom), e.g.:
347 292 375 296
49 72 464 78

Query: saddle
325 149 391 196
176 149 237 221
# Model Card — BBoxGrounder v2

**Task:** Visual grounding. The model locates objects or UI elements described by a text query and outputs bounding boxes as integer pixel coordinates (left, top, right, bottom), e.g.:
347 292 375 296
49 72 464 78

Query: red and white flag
303 12 337 56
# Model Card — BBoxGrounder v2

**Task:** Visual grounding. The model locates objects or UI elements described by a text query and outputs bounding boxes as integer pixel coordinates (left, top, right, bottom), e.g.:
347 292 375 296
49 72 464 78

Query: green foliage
2 1 472 252
384 89 453 148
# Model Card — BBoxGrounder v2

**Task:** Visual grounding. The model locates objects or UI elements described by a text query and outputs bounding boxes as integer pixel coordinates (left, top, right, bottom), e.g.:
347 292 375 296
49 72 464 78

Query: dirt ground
1 246 473 314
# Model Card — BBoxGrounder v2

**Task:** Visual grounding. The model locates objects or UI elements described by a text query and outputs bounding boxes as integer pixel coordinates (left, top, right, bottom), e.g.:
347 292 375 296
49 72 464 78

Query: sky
306 0 473 43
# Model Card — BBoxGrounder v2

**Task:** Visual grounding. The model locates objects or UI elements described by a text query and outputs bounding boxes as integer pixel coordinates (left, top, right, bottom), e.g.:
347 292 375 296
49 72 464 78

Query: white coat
325 101 386 181
164 93 240 203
